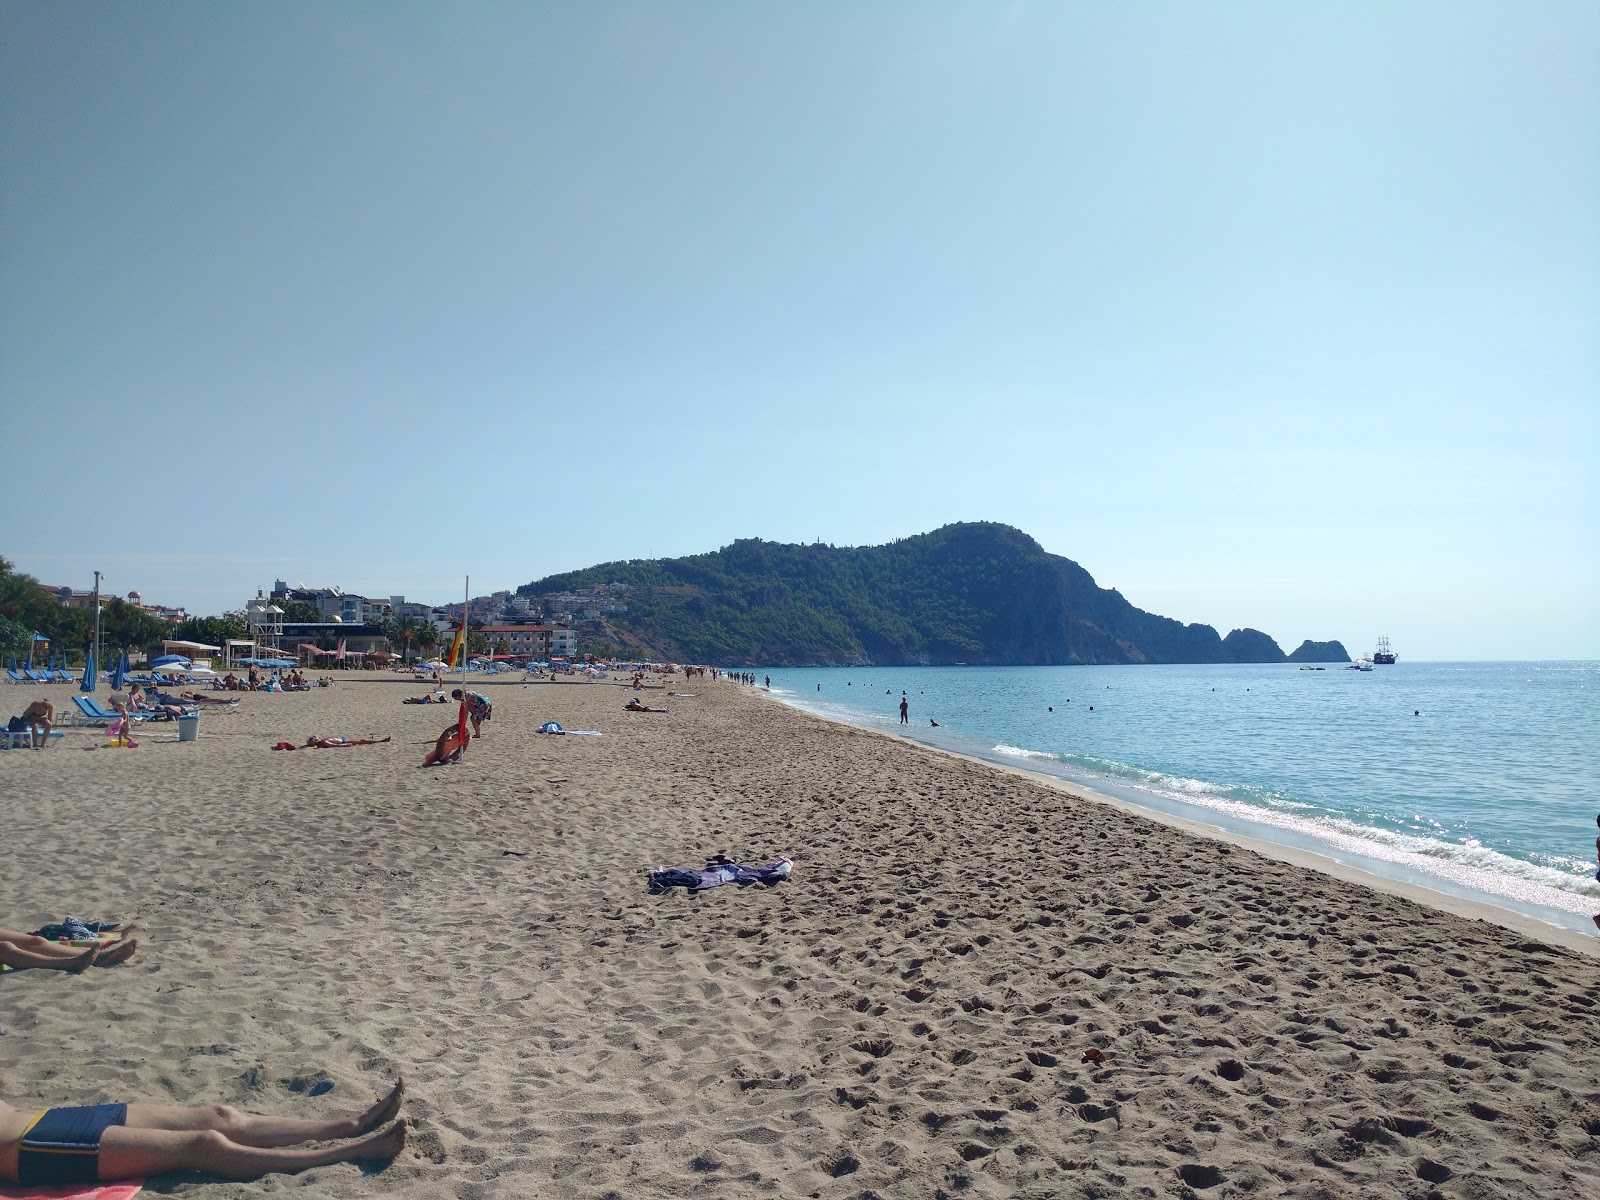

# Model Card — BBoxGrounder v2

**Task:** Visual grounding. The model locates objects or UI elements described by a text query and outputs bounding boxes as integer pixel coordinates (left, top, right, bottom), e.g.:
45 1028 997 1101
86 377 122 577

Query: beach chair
2 726 64 748
6 668 27 684
73 695 159 725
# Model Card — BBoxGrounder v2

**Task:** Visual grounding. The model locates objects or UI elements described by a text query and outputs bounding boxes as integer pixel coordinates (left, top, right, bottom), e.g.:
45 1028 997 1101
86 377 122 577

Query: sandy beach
3 674 1598 1198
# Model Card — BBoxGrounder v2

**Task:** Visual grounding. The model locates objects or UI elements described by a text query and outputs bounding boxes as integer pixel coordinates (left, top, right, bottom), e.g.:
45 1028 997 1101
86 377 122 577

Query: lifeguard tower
245 594 285 662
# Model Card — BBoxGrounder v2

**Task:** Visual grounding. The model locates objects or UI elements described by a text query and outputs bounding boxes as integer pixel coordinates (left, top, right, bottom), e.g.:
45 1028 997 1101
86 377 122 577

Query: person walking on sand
1593 813 1599 933
0 1080 405 1186
899 696 909 724
450 689 492 737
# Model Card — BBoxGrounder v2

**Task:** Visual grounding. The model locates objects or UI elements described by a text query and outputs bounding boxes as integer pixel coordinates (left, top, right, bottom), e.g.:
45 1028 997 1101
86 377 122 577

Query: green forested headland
521 522 1349 667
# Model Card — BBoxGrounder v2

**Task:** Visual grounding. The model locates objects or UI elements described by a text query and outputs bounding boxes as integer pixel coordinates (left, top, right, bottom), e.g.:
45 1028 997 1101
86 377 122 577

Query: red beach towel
0 1181 143 1200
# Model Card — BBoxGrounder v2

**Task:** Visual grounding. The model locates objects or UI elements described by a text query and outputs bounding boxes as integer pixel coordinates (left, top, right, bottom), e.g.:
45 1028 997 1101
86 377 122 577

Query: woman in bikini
0 1080 404 1185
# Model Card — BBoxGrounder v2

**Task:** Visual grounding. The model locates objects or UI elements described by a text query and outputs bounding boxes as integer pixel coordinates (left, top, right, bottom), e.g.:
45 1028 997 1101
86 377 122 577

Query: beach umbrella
80 642 97 692
150 654 191 668
111 650 129 691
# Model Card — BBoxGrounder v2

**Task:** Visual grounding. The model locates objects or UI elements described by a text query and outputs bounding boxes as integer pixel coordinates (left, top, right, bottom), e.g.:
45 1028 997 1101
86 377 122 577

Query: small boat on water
1373 636 1397 665
1346 658 1373 671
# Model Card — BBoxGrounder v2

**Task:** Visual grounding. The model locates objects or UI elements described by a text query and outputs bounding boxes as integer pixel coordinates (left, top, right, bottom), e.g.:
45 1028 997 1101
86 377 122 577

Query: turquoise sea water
754 662 1600 933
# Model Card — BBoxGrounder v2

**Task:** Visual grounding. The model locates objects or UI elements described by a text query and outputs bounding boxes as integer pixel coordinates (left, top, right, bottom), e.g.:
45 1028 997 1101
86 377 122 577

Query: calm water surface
753 662 1600 933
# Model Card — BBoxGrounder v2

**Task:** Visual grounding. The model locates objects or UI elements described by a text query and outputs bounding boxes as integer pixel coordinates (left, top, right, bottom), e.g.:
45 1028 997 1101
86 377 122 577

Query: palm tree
414 624 441 660
386 615 422 663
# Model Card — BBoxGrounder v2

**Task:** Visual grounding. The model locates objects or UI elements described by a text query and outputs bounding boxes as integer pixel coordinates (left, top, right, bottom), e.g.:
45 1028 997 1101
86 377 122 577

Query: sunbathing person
0 1080 404 1186
138 689 194 714
401 693 448 705
303 735 391 749
0 928 138 972
179 691 240 706
624 699 667 713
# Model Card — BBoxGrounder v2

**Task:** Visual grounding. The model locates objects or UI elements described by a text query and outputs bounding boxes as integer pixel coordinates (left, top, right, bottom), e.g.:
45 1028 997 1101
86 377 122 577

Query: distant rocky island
520 522 1351 667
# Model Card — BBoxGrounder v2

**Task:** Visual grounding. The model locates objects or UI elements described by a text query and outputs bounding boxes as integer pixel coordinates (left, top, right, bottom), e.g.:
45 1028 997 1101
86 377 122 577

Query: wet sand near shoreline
2 676 1598 1197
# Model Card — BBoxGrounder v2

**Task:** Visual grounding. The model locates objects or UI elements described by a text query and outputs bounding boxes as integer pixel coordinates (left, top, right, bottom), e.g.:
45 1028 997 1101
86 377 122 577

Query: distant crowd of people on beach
218 667 332 692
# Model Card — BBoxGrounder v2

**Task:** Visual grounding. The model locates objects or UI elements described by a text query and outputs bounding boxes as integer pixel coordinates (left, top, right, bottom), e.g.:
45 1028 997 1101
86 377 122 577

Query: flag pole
461 574 469 681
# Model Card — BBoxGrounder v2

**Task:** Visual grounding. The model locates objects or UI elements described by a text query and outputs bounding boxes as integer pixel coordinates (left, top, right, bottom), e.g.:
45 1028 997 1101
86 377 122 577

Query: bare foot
68 945 99 973
354 1079 405 1136
379 736 392 743
350 1118 406 1163
95 938 138 966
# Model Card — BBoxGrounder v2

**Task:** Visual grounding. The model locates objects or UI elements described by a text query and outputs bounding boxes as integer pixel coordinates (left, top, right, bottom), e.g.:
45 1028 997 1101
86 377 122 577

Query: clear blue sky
3 2 1595 659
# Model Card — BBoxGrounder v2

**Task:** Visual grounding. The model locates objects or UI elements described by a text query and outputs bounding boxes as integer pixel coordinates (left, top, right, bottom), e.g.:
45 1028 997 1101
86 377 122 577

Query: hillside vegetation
521 522 1348 666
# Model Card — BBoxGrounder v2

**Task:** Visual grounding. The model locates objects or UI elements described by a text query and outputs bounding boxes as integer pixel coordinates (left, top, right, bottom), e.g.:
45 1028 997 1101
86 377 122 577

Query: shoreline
753 678 1599 950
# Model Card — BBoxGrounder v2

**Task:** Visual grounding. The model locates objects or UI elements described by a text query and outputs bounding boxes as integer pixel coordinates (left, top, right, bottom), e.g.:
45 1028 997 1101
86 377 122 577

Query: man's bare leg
123 1079 403 1145
98 1119 405 1182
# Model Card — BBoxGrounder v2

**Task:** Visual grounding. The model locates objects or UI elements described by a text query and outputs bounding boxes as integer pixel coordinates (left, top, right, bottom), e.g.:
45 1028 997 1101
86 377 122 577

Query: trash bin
177 714 200 743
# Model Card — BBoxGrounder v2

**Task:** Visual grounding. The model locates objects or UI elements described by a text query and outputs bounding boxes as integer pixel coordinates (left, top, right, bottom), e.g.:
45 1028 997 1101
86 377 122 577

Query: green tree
414 623 441 658
282 600 322 623
384 615 423 662
100 597 172 656
0 613 30 658
171 613 249 648
0 556 64 634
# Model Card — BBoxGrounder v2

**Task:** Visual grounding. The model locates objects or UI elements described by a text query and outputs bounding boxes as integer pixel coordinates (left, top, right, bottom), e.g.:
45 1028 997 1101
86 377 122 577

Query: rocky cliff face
1286 639 1351 663
1222 628 1288 663
523 523 1345 667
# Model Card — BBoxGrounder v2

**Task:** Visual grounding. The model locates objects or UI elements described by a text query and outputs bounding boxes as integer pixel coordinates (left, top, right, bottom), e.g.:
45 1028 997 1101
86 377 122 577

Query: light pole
93 570 102 682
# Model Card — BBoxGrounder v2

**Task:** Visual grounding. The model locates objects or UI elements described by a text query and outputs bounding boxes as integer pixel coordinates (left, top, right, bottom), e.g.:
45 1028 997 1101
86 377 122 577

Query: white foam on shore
1105 763 1600 916
993 743 1056 761
768 688 1600 926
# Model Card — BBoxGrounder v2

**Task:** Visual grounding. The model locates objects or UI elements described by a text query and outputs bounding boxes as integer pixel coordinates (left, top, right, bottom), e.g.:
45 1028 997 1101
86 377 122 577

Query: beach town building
264 582 453 630
476 624 553 658
278 622 391 657
471 623 578 658
40 584 186 622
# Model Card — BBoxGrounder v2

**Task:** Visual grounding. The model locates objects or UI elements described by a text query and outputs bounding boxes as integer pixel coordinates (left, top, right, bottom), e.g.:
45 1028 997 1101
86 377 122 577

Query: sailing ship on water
1373 636 1397 665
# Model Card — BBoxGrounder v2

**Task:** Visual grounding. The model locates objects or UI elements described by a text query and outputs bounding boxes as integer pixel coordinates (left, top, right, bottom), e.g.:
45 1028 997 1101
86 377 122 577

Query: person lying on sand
624 699 667 713
0 928 138 972
303 735 391 748
402 693 448 704
0 1080 405 1186
180 692 240 706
